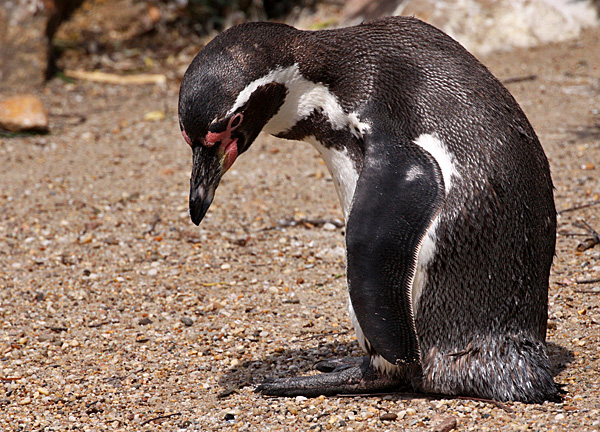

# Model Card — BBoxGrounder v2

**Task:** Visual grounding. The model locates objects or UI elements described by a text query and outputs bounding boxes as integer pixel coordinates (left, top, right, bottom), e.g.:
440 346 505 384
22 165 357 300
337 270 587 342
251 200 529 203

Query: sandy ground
1 18 600 432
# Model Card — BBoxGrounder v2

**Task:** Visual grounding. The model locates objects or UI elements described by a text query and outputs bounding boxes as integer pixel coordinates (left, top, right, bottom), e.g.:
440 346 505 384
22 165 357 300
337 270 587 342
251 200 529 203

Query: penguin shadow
217 340 361 393
568 122 600 141
548 341 574 377
217 341 574 395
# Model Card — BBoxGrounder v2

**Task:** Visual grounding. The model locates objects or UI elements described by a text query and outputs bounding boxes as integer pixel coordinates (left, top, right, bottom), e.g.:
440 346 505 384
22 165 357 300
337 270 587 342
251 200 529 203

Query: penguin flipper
346 132 445 366
255 356 411 397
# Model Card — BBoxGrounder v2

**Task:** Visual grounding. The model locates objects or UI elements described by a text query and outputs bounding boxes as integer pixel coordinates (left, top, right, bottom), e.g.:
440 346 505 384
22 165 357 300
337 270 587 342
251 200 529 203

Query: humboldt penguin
177 16 558 403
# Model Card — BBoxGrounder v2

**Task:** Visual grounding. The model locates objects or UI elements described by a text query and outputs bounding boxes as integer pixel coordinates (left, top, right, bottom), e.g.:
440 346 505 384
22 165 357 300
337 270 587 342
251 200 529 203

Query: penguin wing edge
346 133 445 365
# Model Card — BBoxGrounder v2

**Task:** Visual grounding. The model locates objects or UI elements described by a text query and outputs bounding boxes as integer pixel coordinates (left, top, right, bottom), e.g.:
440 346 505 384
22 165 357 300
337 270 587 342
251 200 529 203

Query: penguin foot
255 356 410 397
314 356 365 373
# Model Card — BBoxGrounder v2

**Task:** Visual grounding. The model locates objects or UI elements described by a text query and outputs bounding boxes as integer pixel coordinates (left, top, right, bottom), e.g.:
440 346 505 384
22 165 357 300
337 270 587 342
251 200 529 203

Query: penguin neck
255 63 368 220
228 53 369 220
260 64 361 136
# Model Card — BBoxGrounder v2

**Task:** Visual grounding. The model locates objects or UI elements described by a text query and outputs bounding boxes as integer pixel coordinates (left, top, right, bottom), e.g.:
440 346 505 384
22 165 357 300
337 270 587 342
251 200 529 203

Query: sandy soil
1 15 599 432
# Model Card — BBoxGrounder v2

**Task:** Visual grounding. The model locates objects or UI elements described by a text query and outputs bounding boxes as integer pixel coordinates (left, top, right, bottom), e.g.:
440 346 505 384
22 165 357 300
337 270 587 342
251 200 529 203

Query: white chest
303 136 359 220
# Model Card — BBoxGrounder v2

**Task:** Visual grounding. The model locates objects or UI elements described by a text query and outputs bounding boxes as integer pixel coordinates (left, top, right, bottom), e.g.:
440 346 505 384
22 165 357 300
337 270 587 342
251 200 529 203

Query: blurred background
1 0 599 97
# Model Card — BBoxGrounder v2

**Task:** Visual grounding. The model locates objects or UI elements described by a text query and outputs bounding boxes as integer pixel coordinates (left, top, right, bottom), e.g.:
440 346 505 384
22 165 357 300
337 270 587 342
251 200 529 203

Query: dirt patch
0 14 599 432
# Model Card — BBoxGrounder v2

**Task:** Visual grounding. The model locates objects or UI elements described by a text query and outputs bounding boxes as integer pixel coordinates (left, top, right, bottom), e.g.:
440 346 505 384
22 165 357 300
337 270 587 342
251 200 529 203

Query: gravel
0 21 599 432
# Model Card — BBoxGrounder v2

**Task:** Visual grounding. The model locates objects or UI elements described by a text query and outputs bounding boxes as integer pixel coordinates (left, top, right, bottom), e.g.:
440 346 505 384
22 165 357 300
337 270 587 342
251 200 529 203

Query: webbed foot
255 356 411 397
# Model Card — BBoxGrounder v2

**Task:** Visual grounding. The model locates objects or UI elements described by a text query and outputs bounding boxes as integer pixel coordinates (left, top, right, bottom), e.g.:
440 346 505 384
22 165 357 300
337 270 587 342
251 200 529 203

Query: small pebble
433 416 457 432
287 406 298 415
181 317 194 326
144 110 165 121
79 233 94 244
138 317 153 325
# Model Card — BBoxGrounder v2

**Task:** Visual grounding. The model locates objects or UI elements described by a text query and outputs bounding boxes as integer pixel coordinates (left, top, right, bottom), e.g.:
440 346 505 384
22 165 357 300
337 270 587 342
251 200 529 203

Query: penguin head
178 22 294 225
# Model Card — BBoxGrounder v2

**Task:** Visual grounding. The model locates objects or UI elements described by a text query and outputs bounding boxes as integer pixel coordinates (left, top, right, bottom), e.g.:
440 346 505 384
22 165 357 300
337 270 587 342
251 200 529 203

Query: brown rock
0 94 49 132
433 416 458 432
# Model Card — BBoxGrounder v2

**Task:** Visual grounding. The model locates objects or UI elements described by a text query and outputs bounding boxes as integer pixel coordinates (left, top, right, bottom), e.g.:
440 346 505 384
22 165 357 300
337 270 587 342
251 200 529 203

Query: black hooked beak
189 144 221 225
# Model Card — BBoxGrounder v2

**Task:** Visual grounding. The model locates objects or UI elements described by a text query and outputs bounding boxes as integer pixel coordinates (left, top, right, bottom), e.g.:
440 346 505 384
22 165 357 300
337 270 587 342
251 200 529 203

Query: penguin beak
190 182 216 225
189 144 221 226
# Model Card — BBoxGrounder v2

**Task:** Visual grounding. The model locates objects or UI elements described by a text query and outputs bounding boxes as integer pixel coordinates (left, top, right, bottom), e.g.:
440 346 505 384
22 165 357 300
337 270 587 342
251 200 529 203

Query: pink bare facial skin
182 129 193 146
182 114 243 173
207 113 244 171
222 139 238 172
205 113 243 148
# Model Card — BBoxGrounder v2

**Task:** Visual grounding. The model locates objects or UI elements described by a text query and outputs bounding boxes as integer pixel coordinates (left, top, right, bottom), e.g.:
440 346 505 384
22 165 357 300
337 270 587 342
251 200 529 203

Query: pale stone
0 94 49 132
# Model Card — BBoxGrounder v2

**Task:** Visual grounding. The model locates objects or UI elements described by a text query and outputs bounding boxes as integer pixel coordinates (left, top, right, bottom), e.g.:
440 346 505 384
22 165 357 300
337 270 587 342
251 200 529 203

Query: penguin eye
230 113 243 129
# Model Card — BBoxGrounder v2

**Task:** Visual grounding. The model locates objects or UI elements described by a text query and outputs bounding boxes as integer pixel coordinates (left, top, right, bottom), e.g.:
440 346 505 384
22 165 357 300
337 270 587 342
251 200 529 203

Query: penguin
178 16 558 403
